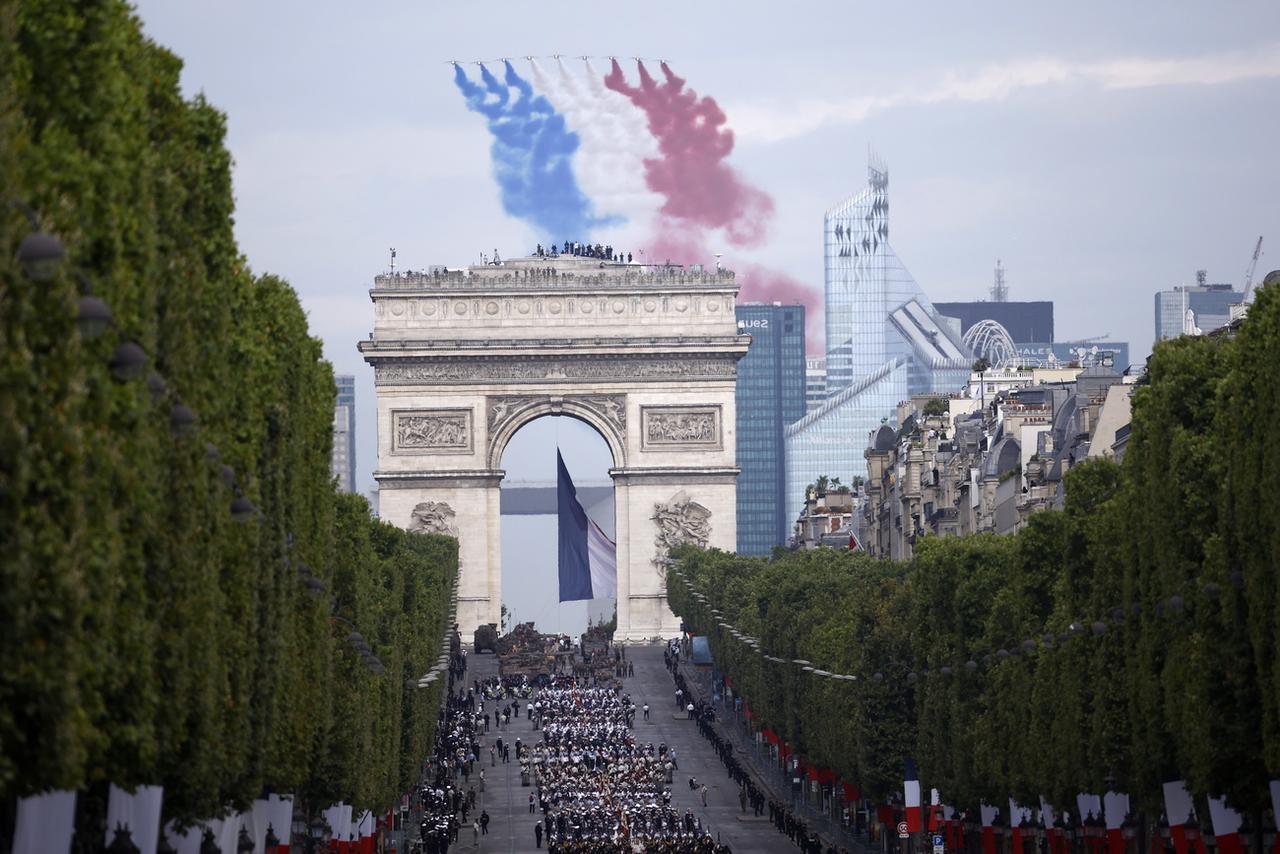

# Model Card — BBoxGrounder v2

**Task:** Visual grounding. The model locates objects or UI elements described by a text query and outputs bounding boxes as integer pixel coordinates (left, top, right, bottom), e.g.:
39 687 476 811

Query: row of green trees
669 278 1280 817
1 0 456 825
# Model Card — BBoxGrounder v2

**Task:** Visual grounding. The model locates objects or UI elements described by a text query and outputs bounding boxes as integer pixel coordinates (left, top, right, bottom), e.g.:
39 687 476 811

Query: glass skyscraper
1154 277 1243 341
735 303 807 555
785 156 971 520
333 374 357 493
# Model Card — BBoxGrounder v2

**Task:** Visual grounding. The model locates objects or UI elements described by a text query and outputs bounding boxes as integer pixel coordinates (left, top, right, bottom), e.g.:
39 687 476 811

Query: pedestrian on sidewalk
480 810 490 836
700 784 709 807
490 746 495 766
529 792 536 813
479 769 485 792
535 821 543 848
686 702 695 719
676 688 683 709
643 703 650 721
471 819 479 843
739 787 748 813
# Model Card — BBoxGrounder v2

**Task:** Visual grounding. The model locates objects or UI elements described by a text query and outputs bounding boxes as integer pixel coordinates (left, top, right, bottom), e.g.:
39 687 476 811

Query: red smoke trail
647 227 823 354
605 59 823 352
605 60 773 247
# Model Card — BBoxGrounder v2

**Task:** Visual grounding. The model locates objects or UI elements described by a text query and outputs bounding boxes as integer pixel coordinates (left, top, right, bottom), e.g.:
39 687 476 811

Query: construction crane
1242 236 1264 302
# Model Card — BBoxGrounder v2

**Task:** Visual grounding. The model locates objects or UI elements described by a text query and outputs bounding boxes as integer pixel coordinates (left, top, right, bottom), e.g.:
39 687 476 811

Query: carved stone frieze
487 394 626 444
374 356 737 386
409 501 457 536
640 405 722 451
651 490 712 576
391 408 473 455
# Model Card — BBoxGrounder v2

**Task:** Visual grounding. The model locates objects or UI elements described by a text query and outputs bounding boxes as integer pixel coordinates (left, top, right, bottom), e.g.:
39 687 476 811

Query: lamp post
108 341 148 381
230 493 257 522
1121 813 1137 854
1085 812 1106 854
17 229 66 281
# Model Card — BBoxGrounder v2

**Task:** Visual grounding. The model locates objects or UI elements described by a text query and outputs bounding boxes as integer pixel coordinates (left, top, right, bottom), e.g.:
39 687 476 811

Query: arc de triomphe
359 254 749 641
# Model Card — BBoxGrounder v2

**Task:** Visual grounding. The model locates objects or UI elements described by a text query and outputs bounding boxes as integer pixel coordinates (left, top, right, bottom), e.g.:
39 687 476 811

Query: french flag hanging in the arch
557 450 616 602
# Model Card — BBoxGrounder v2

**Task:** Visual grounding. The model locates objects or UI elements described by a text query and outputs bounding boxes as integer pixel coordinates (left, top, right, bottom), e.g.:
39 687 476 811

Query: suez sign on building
737 319 770 330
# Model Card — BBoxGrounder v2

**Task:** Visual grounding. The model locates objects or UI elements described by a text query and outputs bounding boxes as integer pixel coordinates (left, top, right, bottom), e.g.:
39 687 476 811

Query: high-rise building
805 358 827 412
933 301 1054 345
785 156 970 520
333 374 356 493
1154 272 1244 340
735 303 807 555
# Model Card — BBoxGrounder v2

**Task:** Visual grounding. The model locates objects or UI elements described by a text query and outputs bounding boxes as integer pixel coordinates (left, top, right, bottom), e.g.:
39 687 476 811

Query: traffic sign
933 835 945 847
897 821 909 838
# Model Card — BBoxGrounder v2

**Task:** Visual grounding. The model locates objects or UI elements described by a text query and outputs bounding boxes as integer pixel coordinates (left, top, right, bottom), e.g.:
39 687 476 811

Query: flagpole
556 415 561 638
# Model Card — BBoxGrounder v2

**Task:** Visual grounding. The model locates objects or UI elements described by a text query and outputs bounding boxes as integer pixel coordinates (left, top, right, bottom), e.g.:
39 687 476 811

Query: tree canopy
1 0 456 824
670 284 1280 815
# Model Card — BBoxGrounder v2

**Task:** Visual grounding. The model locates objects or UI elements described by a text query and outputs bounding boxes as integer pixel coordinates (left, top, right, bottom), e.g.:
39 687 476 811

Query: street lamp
77 294 113 339
230 494 257 522
1181 817 1200 850
17 229 65 281
109 341 148 381
170 403 198 436
1121 813 1137 854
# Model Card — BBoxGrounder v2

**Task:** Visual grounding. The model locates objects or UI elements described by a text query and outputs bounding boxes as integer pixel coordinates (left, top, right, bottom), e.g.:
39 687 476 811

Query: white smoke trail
529 58 661 234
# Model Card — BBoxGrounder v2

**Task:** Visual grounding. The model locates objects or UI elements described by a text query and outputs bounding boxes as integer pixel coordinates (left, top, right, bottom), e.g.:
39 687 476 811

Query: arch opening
498 414 617 638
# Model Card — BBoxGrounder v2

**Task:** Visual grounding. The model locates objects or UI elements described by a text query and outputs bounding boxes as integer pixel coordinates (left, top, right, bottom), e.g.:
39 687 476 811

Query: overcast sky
132 0 1280 505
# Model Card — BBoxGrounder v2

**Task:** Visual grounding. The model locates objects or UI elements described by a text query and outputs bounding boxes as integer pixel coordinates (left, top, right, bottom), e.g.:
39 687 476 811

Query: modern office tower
933 301 1055 345
785 156 970 520
1154 271 1244 340
333 374 356 493
735 303 807 555
805 358 827 412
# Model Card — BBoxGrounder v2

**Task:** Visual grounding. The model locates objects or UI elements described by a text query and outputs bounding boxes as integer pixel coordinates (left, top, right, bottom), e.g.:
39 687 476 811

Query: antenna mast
991 259 1008 302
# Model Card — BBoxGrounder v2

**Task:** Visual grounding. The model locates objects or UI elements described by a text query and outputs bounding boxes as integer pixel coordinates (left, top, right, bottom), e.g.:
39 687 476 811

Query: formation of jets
447 56 670 66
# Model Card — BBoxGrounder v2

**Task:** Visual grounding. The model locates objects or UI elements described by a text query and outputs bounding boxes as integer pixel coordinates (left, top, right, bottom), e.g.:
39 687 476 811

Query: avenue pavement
448 644 793 854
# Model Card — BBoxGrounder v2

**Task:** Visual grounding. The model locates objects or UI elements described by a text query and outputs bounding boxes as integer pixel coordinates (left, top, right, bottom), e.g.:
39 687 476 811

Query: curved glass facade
785 157 970 520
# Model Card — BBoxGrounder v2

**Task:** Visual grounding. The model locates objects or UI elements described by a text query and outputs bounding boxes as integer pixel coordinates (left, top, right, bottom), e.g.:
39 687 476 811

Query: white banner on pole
13 790 76 854
104 784 164 854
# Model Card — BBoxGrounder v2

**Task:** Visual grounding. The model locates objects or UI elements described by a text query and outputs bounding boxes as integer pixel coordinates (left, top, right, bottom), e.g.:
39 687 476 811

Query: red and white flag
357 809 375 854
980 804 1000 854
1162 780 1206 854
1208 797 1244 854
1103 791 1130 854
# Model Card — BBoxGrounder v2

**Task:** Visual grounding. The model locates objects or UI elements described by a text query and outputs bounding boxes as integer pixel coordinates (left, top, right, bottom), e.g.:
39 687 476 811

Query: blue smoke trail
453 61 617 240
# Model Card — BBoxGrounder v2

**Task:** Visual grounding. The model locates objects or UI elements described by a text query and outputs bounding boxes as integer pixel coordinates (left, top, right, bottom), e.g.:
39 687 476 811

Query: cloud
729 42 1280 144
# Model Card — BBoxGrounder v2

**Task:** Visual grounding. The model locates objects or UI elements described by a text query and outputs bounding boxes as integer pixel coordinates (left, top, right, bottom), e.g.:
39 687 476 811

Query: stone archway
359 254 749 641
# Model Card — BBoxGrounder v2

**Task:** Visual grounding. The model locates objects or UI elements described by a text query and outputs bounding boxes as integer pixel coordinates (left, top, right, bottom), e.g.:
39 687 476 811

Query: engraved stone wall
375 357 737 386
640 405 722 451
391 408 473 455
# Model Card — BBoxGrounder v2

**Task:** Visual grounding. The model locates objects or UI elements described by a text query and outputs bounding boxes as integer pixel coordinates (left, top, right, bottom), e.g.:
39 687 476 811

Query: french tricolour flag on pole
557 450 617 602
904 757 923 833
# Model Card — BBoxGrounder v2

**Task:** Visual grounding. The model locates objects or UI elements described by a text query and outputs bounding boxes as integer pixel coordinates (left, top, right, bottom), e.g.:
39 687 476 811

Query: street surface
450 644 793 854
